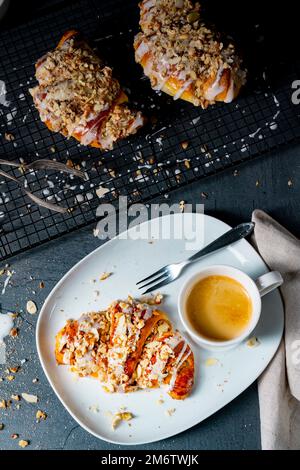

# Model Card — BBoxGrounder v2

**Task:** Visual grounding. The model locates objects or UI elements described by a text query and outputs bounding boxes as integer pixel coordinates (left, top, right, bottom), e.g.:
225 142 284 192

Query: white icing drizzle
167 337 191 391
0 313 14 364
205 66 225 101
0 80 10 107
173 80 193 100
135 40 149 61
224 77 235 103
249 127 262 138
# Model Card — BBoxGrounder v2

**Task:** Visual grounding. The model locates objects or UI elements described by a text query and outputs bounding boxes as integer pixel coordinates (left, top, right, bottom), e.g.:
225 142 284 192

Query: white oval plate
36 213 284 445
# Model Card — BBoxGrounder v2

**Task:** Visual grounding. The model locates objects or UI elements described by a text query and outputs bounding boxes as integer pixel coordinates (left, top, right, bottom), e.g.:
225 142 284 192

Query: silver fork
137 222 255 294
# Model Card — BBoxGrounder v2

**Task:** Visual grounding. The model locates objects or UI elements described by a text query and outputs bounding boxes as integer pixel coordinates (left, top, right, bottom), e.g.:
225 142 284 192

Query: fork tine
142 274 172 295
136 266 168 285
138 271 169 290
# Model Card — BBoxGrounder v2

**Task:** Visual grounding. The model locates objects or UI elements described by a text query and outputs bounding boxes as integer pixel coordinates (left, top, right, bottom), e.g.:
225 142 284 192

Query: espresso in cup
179 265 283 351
186 274 253 341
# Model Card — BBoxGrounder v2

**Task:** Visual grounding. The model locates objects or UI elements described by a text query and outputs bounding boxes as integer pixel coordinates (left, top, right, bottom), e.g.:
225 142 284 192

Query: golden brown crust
134 0 246 107
55 298 195 400
30 31 144 150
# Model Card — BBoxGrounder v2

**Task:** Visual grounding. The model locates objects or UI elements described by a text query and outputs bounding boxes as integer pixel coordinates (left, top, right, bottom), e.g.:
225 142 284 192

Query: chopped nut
155 293 163 304
36 410 47 421
39 281 45 289
100 272 112 281
18 440 29 448
181 141 189 150
187 11 200 23
26 300 37 315
184 159 191 169
0 399 7 409
11 433 19 439
9 328 18 338
9 366 19 373
21 393 38 404
11 395 20 401
6 375 15 381
4 132 15 141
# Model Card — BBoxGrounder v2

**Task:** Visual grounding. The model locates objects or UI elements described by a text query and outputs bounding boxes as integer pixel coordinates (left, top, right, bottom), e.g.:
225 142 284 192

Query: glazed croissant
55 297 194 400
134 0 246 108
30 31 144 150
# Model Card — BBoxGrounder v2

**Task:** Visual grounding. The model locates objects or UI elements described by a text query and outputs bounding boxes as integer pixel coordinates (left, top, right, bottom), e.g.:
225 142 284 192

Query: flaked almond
0 400 6 409
26 300 37 315
21 393 38 404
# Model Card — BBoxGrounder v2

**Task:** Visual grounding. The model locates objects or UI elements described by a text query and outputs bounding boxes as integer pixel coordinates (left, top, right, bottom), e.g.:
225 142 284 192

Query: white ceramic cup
178 265 283 351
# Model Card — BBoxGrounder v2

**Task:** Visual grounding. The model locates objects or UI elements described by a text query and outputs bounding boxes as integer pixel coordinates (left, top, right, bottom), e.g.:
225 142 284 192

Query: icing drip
205 66 225 101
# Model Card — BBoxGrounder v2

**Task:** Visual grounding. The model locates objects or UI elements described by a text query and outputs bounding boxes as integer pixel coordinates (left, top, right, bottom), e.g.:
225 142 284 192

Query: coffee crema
186 275 252 341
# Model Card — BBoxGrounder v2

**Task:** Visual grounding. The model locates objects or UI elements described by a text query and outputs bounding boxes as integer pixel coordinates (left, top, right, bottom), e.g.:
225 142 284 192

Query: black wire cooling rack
0 0 300 260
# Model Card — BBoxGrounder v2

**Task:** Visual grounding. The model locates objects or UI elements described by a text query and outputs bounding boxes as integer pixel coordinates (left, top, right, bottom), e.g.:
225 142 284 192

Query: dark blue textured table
1 143 299 450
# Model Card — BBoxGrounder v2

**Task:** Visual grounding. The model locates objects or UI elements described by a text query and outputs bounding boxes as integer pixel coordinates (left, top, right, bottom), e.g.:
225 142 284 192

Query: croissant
55 297 194 400
134 0 246 108
30 31 144 150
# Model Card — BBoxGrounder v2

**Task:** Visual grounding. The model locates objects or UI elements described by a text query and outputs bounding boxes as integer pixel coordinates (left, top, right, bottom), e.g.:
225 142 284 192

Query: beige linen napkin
252 209 300 450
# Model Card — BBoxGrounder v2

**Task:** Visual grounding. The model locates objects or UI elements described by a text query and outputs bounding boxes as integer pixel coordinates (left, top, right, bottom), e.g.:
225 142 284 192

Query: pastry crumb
9 328 18 338
112 411 133 430
11 394 20 401
205 357 219 367
88 405 100 414
100 272 112 281
246 337 260 348
18 439 29 448
36 410 47 421
165 408 176 417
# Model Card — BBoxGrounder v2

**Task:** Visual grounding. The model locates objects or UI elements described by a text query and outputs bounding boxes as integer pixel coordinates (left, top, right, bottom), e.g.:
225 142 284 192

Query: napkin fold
252 209 300 450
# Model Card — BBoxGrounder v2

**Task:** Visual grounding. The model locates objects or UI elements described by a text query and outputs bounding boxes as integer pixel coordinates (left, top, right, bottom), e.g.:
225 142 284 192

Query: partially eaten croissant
30 31 144 150
134 0 246 108
55 297 194 400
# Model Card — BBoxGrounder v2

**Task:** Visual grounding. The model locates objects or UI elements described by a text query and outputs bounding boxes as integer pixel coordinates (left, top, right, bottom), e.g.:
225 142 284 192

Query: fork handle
187 222 255 263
